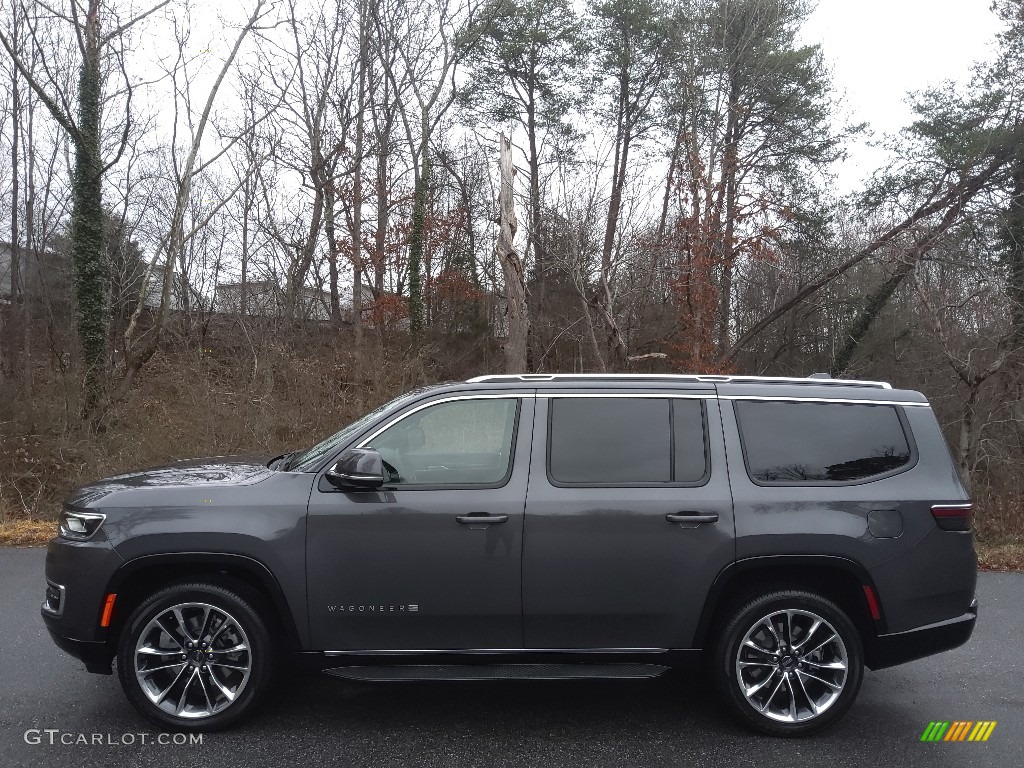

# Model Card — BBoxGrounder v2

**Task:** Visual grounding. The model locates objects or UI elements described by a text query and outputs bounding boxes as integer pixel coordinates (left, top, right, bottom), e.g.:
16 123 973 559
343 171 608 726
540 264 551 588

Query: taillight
861 585 881 621
931 503 973 531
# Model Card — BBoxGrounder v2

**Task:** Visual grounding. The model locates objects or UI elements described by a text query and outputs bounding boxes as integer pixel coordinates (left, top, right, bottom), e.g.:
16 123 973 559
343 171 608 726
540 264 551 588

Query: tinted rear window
548 397 707 485
673 399 708 482
735 401 913 484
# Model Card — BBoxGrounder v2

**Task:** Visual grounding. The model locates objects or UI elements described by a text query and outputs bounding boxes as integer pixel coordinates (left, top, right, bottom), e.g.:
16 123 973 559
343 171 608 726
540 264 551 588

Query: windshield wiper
272 451 298 471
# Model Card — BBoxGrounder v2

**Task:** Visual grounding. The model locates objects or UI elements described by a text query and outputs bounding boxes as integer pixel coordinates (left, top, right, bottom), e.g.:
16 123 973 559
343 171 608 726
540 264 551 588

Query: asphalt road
1 546 1021 768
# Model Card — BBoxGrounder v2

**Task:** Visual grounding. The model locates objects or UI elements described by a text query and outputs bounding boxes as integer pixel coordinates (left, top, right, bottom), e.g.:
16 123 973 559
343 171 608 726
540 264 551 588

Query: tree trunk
1005 146 1024 342
579 291 605 372
177 241 191 318
600 85 628 275
405 104 436 334
957 381 982 477
716 75 742 355
594 75 630 371
657 126 682 240
373 121 388 344
6 40 22 383
240 183 250 317
324 181 342 323
830 259 915 377
72 0 108 417
285 178 324 323
23 93 37 420
407 141 429 335
526 91 542 372
351 0 369 345
496 133 528 373
526 92 543 304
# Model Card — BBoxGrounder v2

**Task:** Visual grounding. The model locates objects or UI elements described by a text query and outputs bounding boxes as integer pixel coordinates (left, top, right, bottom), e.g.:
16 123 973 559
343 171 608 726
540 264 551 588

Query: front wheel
117 581 275 732
713 590 864 737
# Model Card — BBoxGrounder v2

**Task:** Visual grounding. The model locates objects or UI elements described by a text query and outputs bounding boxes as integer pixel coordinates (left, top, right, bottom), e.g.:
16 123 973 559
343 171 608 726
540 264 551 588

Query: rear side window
548 397 708 485
734 401 914 484
673 399 708 482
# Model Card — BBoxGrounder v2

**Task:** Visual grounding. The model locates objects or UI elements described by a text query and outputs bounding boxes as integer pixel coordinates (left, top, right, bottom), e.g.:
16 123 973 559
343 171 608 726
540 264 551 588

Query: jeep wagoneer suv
42 374 977 736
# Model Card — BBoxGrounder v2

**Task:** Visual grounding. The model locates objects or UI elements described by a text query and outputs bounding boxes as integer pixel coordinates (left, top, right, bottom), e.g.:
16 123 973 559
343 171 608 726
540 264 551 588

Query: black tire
117 581 275 732
713 590 864 737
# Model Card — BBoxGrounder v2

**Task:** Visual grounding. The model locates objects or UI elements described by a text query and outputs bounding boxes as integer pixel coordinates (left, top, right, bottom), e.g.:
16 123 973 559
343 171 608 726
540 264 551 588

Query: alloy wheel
734 608 848 723
133 601 253 719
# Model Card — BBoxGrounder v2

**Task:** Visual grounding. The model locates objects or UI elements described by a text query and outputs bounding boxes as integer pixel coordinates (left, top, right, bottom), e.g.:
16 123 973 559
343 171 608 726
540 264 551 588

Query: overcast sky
802 0 1004 192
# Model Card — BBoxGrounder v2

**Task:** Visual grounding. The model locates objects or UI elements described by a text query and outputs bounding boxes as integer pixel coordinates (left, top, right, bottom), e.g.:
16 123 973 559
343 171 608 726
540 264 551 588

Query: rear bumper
866 600 977 670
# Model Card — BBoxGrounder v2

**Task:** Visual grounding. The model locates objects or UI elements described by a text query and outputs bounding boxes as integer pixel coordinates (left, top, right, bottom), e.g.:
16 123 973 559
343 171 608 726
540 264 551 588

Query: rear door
522 388 735 650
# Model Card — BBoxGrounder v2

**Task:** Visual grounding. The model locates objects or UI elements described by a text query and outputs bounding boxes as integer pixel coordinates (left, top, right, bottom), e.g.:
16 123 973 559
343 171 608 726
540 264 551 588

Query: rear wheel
117 581 275 732
713 590 864 737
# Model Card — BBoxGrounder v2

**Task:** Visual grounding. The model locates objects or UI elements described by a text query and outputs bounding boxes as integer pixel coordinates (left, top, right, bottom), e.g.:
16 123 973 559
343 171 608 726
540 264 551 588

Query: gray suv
42 374 977 736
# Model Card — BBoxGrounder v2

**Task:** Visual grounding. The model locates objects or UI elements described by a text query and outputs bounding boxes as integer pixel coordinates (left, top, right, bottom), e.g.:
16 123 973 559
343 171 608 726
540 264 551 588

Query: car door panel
305 395 534 651
522 391 735 650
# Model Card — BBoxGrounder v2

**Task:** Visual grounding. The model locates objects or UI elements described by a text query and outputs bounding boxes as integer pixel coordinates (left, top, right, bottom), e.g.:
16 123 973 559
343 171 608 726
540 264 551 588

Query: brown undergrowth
1 321 497 528
1 324 1021 570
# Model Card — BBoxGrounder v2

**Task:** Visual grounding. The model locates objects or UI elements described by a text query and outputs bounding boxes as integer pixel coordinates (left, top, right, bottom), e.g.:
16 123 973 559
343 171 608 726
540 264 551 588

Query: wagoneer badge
328 604 419 613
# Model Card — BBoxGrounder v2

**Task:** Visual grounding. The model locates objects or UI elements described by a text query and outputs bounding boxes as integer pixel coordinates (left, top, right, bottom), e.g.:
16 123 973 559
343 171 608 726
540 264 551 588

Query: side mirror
326 448 385 490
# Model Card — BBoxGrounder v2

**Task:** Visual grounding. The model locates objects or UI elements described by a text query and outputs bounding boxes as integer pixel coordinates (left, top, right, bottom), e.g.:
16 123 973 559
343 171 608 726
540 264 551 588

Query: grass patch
976 537 1024 572
0 517 55 546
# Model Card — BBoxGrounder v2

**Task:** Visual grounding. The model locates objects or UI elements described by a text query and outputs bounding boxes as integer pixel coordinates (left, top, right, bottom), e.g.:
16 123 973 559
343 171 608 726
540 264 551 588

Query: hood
66 455 274 505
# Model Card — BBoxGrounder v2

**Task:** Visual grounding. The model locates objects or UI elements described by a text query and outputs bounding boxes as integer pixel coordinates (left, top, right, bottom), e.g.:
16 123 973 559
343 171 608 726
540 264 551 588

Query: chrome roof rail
465 373 892 389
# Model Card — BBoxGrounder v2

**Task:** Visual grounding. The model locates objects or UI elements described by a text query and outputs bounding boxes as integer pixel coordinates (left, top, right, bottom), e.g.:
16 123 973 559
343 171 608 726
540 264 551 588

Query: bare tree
376 0 488 333
495 133 528 371
0 0 171 415
588 0 674 369
112 0 272 418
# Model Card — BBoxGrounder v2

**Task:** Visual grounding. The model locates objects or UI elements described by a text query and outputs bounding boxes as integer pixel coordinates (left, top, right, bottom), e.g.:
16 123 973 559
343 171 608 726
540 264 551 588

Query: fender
691 554 886 648
105 551 305 651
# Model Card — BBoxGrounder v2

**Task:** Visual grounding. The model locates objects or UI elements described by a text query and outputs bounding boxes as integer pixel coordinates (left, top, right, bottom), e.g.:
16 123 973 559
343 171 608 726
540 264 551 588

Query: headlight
58 509 106 541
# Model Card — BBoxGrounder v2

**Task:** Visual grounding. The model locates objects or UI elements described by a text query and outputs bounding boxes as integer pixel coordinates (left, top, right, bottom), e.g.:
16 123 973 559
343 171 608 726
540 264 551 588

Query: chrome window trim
355 393 533 448
535 393 711 399
324 647 668 656
721 395 928 407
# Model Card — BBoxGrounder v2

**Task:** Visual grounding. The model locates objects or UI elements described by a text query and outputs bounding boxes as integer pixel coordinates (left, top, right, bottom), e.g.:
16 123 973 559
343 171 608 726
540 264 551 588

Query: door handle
666 511 719 524
456 513 509 525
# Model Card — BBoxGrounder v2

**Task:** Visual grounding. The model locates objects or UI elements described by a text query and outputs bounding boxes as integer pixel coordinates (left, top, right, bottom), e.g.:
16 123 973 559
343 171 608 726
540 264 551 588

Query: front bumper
866 599 978 670
41 536 124 674
44 629 113 674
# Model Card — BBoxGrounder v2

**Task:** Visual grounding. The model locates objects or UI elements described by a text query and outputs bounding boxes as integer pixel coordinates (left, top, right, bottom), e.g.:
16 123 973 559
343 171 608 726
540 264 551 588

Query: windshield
287 388 431 472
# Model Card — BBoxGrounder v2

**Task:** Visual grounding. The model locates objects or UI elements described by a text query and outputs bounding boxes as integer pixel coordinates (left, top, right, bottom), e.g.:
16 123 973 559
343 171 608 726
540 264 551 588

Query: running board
324 663 670 682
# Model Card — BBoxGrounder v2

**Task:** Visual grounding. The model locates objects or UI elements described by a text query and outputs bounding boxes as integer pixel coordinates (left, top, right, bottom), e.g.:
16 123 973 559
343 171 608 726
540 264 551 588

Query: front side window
289 388 429 471
365 398 519 487
735 401 913 484
548 397 708 486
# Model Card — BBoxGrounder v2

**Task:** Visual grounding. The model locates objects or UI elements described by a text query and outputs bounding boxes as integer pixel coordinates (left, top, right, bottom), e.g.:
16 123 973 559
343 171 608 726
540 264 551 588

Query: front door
307 394 533 651
522 390 735 650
